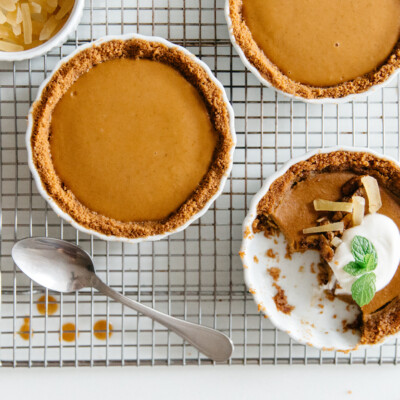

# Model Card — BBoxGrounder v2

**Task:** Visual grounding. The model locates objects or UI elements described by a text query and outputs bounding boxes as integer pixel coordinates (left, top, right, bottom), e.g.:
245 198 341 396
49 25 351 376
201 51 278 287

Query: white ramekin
0 0 84 62
26 33 236 244
241 146 400 351
224 0 400 105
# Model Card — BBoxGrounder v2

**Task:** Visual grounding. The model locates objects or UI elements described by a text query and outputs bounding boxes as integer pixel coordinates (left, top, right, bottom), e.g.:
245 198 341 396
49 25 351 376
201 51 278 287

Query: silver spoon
12 237 234 362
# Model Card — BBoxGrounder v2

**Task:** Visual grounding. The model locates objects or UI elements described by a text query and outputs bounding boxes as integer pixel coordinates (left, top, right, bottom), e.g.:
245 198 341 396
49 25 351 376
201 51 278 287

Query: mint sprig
343 236 378 307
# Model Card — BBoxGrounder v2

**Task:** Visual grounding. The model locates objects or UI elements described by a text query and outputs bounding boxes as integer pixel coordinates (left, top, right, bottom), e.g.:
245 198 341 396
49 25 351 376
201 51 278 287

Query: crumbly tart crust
30 38 234 239
253 151 400 345
361 297 400 344
228 0 400 99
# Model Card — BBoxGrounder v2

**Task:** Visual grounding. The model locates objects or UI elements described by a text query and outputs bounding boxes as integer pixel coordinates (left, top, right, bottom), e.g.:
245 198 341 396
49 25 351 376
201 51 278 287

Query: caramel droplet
37 294 58 315
18 317 33 340
61 322 79 342
93 320 113 340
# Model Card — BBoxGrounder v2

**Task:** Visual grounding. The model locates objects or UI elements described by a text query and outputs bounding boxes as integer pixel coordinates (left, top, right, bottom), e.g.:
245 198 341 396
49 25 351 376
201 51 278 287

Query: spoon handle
92 277 234 362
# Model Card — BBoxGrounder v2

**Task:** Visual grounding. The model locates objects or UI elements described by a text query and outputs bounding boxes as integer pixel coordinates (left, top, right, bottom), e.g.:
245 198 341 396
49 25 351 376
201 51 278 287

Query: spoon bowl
12 237 95 292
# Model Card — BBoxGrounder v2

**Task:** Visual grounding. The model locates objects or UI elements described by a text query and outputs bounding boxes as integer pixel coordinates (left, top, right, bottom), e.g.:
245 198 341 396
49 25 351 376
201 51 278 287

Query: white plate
241 146 400 351
224 0 400 104
26 33 236 244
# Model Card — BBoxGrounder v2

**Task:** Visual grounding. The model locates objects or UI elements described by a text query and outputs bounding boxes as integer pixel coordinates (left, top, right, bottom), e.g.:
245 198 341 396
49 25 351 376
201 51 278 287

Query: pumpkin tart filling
228 0 400 99
30 38 234 239
253 151 400 344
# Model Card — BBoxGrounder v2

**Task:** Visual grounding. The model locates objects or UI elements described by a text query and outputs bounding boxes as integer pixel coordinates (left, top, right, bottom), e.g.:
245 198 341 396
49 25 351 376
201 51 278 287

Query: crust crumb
266 248 277 259
325 290 335 302
317 262 333 285
272 283 295 315
257 303 266 312
267 267 281 282
342 316 361 334
310 263 316 274
284 247 292 260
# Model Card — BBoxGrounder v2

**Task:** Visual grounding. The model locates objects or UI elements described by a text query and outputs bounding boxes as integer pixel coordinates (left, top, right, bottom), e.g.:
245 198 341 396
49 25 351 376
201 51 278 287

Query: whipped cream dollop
329 213 400 295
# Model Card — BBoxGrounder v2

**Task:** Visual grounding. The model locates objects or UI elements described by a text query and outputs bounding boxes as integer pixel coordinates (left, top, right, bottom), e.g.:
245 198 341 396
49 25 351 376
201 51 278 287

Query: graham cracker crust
253 150 400 345
30 38 234 239
361 297 400 344
228 0 400 100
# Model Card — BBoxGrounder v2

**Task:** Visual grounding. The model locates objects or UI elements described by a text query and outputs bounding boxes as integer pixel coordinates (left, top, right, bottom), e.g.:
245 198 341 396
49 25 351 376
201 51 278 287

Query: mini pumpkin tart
251 149 400 346
226 0 400 101
27 34 235 242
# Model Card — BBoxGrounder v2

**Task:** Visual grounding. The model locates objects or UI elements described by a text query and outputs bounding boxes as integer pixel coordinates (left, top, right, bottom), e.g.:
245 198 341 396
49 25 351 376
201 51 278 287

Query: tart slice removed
253 150 400 345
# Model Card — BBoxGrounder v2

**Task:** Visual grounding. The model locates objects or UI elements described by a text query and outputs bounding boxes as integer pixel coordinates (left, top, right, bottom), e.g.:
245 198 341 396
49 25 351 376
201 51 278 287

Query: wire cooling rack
1 0 400 367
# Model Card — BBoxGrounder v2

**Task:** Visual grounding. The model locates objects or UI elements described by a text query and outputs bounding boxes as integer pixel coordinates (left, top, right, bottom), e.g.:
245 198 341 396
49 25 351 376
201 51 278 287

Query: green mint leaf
343 261 367 276
351 272 376 307
351 236 378 264
364 253 377 272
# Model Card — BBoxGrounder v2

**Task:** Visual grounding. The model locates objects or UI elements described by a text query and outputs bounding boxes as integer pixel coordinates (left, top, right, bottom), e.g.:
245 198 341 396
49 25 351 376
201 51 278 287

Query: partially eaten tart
227 0 400 100
29 36 234 240
253 150 400 345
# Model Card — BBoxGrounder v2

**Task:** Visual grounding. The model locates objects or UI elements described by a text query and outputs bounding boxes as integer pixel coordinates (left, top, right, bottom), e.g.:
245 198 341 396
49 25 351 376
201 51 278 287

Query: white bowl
0 0 85 62
241 146 400 351
224 0 400 104
26 33 236 244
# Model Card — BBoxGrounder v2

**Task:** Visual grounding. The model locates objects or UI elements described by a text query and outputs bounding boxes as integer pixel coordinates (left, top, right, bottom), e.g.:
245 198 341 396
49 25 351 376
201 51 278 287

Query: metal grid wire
1 0 400 367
